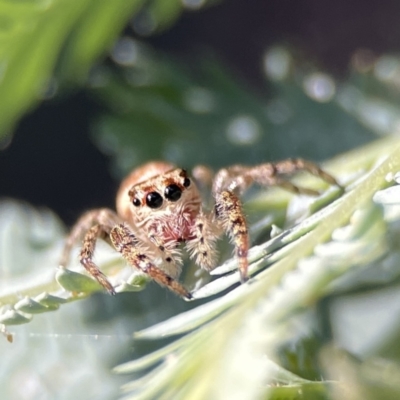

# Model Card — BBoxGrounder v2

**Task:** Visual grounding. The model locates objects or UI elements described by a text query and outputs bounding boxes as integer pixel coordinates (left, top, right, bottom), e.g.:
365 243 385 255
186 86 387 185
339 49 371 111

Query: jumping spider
60 160 341 299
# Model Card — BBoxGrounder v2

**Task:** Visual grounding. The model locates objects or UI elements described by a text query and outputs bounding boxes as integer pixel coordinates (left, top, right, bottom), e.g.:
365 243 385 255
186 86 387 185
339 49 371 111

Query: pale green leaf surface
0 203 137 399
114 139 400 399
0 201 147 326
1 136 400 399
1 137 399 397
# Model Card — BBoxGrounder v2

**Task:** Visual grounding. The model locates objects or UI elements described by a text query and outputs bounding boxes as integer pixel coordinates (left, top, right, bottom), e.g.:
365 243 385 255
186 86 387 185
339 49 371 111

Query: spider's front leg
214 191 250 282
61 209 122 295
110 224 192 299
80 224 116 295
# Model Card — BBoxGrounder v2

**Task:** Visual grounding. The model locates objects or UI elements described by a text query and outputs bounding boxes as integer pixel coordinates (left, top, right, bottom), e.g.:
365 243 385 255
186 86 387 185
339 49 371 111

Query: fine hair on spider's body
60 159 341 299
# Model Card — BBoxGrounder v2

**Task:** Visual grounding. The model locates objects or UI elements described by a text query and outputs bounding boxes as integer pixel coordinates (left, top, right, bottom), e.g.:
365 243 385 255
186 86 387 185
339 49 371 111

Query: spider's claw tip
337 184 345 192
185 292 193 300
107 287 117 296
239 274 249 284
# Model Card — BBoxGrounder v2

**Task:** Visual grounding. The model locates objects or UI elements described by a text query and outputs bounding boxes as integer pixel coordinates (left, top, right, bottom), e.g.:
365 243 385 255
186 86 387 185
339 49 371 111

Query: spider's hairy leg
80 224 116 295
186 212 221 271
192 165 214 189
60 209 120 267
110 224 192 299
215 190 249 282
250 158 342 194
271 158 340 187
212 159 342 196
270 179 320 196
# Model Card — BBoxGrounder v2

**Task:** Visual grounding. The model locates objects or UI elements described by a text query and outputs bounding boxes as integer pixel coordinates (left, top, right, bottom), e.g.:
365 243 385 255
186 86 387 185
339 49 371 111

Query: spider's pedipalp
147 231 183 278
110 224 192 299
186 212 220 271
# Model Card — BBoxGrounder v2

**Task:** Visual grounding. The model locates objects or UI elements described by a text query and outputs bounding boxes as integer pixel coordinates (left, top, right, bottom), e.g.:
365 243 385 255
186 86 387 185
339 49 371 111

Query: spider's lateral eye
183 177 191 188
132 198 141 207
146 192 163 208
164 184 182 201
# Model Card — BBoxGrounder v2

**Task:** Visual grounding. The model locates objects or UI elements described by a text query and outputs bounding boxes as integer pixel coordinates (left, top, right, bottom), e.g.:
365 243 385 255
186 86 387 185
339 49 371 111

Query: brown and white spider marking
60 159 341 299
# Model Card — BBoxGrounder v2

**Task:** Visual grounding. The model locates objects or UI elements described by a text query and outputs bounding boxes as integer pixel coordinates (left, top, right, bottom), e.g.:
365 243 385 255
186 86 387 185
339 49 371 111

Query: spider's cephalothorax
60 159 342 299
118 163 202 253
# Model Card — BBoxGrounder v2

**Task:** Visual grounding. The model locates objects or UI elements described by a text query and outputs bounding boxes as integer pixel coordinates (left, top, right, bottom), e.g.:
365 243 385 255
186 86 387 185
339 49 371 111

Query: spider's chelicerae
60 159 341 299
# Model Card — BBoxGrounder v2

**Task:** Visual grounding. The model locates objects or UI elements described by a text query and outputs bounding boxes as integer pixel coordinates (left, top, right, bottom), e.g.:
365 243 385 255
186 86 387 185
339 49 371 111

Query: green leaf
34 292 68 307
0 0 212 139
0 309 32 325
90 44 379 179
14 297 55 314
55 268 102 294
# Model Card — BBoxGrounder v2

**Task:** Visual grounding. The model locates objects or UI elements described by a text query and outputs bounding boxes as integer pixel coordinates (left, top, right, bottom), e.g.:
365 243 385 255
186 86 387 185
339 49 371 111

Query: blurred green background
2 1 400 399
1 0 393 223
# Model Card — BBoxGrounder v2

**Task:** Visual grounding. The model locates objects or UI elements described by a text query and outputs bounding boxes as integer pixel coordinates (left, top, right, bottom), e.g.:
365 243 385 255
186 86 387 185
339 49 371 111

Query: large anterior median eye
146 192 163 208
164 184 182 201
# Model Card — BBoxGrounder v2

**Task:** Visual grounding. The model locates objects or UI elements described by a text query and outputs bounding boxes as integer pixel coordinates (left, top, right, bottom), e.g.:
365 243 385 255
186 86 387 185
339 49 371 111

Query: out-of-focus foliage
91 44 400 181
0 0 137 139
0 0 218 141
